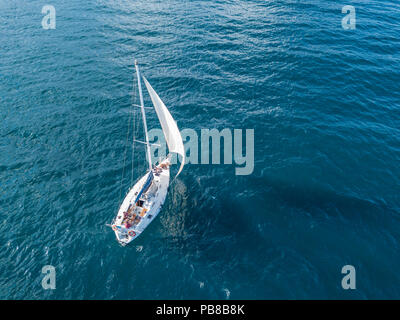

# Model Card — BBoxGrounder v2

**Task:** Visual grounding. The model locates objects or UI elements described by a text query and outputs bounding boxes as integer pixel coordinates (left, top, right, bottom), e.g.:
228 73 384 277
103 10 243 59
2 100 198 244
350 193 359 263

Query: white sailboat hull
112 158 170 245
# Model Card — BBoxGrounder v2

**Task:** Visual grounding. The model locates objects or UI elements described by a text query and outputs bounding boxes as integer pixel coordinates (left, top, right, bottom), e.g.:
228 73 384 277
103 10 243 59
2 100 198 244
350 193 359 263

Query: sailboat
110 60 185 246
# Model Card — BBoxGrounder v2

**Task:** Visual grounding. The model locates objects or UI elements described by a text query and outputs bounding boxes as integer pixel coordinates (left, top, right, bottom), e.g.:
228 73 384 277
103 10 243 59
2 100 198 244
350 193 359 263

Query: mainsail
142 77 185 177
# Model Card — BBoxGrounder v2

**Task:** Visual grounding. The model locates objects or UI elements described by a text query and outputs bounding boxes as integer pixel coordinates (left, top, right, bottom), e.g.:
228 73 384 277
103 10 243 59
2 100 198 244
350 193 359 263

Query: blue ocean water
1 0 400 299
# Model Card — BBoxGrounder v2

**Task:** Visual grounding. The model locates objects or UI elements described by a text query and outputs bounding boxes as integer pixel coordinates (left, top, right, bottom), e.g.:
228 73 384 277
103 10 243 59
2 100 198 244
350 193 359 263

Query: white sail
143 76 185 178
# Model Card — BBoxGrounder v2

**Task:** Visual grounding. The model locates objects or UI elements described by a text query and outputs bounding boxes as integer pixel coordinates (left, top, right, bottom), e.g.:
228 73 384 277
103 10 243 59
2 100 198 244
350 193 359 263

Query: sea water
1 0 399 299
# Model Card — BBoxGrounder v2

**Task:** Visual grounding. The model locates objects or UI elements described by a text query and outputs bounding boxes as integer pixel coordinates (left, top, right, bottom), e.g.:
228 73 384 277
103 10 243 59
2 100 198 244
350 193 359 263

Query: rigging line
137 98 145 174
131 76 138 186
118 65 135 209
141 90 148 172
118 103 132 208
131 110 136 185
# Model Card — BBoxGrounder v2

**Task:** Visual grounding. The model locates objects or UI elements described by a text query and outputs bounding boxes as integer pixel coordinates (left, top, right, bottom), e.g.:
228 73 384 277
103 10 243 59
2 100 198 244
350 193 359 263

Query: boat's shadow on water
260 175 400 227
157 178 192 242
98 170 400 298
110 170 400 251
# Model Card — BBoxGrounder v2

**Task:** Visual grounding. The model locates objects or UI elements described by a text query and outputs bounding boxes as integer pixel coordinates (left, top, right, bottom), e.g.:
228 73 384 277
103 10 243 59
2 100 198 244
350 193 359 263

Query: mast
134 60 152 171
